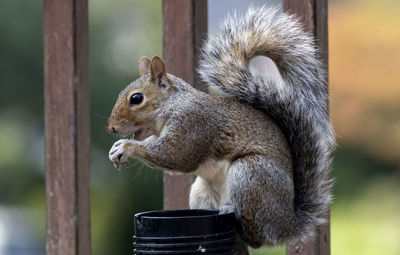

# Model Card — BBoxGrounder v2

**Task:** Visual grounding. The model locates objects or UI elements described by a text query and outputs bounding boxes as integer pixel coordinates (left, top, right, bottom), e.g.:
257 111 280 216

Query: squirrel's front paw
109 139 134 169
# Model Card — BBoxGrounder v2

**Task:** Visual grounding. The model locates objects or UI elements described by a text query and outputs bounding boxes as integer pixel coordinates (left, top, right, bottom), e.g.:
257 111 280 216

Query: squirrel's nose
106 125 116 133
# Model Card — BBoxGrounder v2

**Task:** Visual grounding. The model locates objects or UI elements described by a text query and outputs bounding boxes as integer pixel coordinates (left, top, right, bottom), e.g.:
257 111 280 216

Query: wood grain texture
44 0 91 254
284 0 330 255
283 0 314 33
162 0 207 210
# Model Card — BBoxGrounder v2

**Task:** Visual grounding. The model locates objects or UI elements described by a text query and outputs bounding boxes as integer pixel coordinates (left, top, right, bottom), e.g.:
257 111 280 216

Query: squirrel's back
199 7 335 242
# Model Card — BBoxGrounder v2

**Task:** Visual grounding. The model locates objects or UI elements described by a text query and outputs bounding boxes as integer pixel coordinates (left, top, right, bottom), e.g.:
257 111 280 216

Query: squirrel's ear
150 56 166 80
139 56 151 76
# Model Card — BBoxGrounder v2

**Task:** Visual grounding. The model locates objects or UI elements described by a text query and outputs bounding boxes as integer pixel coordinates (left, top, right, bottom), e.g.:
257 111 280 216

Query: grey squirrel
107 7 334 254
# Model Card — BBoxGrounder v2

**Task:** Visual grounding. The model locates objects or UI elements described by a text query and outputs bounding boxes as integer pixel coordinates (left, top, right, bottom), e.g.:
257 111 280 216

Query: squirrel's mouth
133 128 144 138
132 126 153 141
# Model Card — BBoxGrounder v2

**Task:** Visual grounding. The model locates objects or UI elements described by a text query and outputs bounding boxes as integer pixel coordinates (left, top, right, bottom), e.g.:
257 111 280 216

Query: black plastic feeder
133 209 237 255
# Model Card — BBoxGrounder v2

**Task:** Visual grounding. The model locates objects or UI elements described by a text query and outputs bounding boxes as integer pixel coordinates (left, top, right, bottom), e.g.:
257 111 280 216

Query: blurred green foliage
0 1 399 255
0 0 45 209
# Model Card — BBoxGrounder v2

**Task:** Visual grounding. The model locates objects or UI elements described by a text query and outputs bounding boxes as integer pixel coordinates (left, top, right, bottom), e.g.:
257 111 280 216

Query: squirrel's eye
130 93 144 106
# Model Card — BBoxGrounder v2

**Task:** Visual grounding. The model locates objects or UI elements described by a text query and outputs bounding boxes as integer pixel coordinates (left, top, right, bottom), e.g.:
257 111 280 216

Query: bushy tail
199 7 335 242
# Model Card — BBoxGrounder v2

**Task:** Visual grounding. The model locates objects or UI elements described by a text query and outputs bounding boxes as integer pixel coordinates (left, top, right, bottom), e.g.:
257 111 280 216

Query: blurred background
0 0 398 254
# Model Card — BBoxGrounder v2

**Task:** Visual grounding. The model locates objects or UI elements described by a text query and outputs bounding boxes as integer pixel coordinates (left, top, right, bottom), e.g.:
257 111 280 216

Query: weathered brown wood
314 0 329 77
284 0 330 255
44 0 91 254
283 0 314 33
193 0 208 91
162 0 208 209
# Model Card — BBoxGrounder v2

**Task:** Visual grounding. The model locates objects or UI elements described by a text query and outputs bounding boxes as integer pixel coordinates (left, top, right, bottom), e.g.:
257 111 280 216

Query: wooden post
162 0 208 209
44 0 91 255
283 0 330 255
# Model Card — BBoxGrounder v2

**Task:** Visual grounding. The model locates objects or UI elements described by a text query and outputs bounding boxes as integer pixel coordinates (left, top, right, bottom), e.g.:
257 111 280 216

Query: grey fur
198 6 335 245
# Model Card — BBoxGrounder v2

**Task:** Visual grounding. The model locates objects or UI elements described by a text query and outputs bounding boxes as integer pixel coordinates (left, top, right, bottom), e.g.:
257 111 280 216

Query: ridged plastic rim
133 230 236 242
135 209 219 220
134 245 235 254
134 236 236 249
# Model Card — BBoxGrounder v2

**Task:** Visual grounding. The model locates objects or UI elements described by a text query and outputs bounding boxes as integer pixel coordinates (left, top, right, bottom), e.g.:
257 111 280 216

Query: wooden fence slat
162 0 208 210
283 1 330 255
44 0 91 254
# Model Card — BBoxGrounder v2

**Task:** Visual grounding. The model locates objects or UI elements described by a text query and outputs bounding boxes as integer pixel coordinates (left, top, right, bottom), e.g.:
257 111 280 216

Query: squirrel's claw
113 162 120 170
109 139 134 170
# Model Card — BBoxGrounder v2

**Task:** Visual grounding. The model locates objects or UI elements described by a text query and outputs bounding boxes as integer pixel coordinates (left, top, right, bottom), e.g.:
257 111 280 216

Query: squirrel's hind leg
228 154 295 248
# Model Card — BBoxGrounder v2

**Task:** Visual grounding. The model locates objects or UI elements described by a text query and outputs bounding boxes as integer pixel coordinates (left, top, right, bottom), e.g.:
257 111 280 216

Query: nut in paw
109 139 134 169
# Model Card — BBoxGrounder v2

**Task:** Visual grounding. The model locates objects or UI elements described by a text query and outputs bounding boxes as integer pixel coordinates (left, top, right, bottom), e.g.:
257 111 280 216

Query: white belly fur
191 159 232 208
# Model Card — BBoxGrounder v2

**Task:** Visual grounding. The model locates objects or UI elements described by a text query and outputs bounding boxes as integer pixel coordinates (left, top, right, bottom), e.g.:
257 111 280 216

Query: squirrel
107 7 334 254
